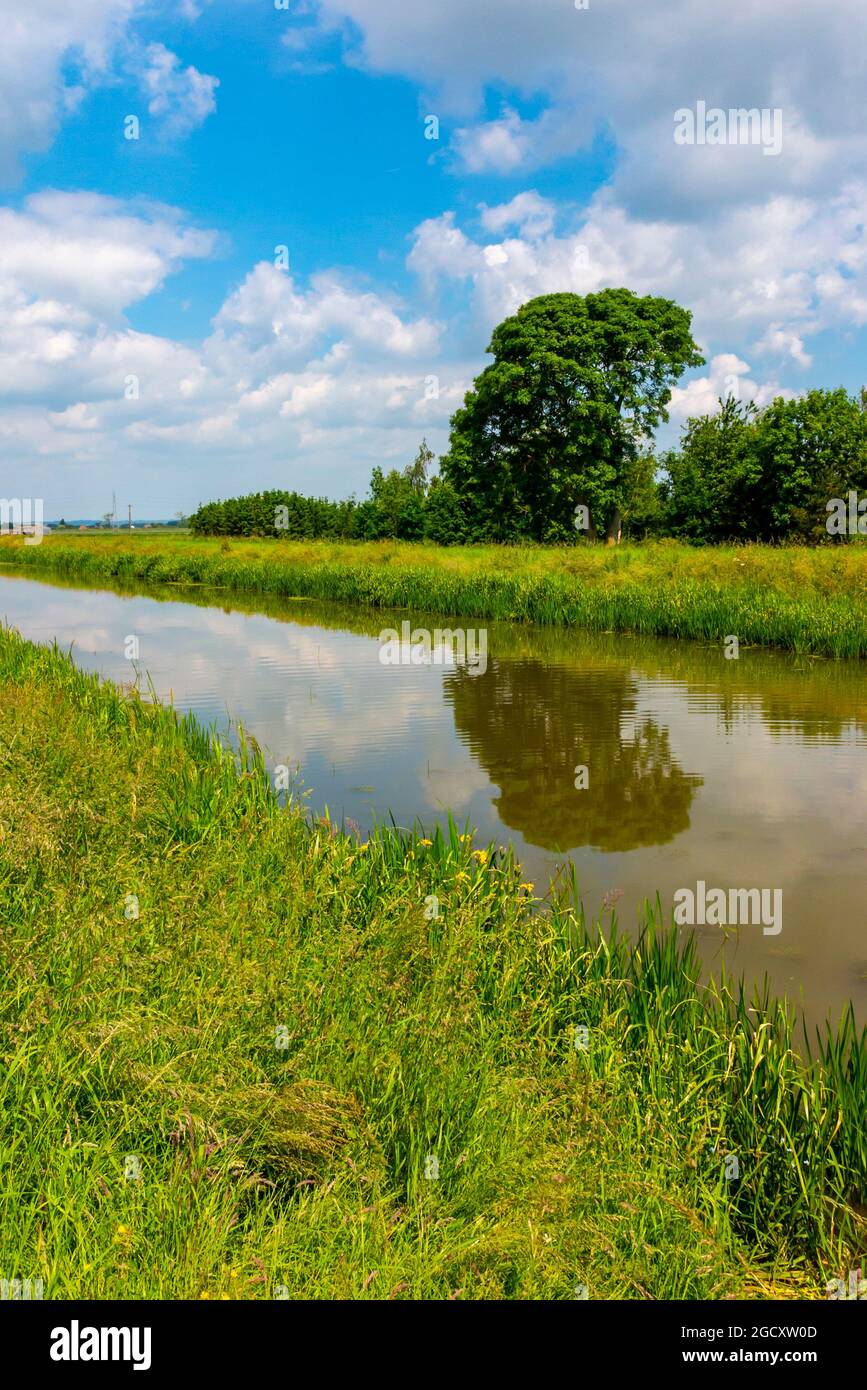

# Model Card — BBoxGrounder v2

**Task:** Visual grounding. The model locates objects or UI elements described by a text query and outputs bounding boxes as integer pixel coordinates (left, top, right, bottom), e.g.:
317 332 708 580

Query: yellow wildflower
472 849 489 865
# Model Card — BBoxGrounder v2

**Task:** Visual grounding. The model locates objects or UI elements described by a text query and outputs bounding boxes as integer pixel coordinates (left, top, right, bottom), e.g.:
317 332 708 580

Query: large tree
441 289 704 542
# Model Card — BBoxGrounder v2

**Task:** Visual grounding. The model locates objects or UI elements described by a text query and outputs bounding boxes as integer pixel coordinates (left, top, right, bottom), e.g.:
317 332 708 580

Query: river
3 566 865 1034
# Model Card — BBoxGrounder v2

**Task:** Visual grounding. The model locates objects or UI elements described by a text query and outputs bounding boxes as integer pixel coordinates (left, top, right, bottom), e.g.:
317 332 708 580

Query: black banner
2 1297 861 1376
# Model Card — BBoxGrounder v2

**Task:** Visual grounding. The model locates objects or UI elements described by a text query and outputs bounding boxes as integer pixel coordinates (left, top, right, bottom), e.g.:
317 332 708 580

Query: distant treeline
188 441 468 544
189 389 867 545
189 491 361 540
659 388 867 545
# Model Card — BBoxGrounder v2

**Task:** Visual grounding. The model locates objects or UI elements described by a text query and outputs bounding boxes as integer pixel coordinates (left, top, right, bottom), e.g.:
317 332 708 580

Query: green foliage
183 359 865 550
441 289 703 541
755 389 867 541
188 488 361 541
188 440 459 543
423 476 467 545
365 465 426 540
6 534 867 658
618 451 666 540
662 389 867 542
661 397 761 543
405 437 435 494
0 629 863 1296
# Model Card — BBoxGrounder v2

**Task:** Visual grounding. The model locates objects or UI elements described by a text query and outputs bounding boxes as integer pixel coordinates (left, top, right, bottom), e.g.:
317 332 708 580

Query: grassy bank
3 533 867 657
0 629 864 1299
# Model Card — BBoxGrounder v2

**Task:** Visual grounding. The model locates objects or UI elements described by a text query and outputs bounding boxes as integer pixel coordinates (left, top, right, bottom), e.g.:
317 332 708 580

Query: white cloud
668 354 791 420
753 328 813 369
0 192 455 509
0 3 220 181
310 0 867 215
0 0 143 181
138 41 219 138
214 261 441 358
453 105 590 175
408 184 867 365
479 192 557 239
0 192 217 318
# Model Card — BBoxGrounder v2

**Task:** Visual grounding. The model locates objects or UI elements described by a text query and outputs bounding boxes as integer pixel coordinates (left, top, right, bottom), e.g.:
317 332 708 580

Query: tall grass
3 533 867 657
0 627 863 1299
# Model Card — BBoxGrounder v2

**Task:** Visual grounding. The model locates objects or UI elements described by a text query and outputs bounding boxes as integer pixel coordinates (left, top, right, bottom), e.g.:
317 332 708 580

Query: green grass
3 533 867 658
0 628 864 1299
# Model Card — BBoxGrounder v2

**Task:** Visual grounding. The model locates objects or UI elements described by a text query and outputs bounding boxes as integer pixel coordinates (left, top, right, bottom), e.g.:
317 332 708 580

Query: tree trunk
605 507 622 546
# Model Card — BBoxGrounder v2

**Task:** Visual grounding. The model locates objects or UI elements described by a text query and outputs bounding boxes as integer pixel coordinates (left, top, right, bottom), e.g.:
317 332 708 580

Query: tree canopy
187 289 867 549
440 289 704 542
661 388 867 543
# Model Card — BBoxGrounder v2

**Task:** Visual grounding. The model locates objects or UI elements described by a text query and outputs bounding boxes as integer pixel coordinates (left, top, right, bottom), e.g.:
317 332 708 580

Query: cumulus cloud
478 192 557 239
214 262 441 358
668 354 791 421
753 329 813 370
0 0 143 181
0 2 220 181
0 193 457 508
310 0 867 215
408 184 867 366
453 105 591 175
0 192 217 319
137 41 219 137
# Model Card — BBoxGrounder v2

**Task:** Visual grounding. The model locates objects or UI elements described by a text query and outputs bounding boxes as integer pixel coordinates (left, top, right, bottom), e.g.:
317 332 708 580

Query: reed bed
0 628 863 1299
3 533 867 657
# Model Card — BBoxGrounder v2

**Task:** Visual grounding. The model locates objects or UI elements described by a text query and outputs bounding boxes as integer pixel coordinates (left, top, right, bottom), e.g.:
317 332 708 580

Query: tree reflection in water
444 658 702 852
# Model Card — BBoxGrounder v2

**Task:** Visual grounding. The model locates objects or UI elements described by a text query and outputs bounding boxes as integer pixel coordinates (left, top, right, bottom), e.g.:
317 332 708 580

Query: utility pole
128 504 132 532
112 491 117 528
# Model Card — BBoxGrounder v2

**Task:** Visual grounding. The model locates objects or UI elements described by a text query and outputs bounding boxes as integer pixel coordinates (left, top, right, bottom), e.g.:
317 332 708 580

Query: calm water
3 568 866 1032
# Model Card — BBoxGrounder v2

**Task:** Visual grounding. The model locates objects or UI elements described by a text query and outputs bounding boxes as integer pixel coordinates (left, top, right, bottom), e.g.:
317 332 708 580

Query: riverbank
2 533 867 657
0 629 863 1298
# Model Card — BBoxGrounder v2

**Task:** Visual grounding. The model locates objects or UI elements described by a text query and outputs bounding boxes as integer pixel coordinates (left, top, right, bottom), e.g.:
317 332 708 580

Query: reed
0 627 863 1299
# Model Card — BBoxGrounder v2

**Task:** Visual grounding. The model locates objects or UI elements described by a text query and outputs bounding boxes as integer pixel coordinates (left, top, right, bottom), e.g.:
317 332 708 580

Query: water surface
3 568 865 1033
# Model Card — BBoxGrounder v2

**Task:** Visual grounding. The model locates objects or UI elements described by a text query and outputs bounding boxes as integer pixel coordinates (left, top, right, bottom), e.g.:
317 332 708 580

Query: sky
2 0 867 517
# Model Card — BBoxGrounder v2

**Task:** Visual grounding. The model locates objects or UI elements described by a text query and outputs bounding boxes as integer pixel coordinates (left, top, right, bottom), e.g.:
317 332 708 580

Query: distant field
3 533 867 657
49 526 192 537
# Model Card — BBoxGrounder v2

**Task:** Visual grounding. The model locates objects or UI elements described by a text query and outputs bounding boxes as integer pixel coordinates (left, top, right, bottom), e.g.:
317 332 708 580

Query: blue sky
2 0 867 516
